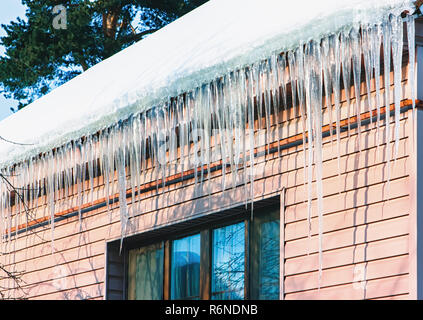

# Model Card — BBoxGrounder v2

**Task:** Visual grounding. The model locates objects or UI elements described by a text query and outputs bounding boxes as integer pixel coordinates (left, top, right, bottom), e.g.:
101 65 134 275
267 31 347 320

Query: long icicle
247 66 255 219
117 122 129 252
294 45 308 215
390 14 403 162
351 26 362 152
341 31 352 136
362 25 374 126
372 24 383 157
308 39 324 287
329 34 343 183
321 38 334 154
304 42 314 252
383 19 392 199
407 14 416 148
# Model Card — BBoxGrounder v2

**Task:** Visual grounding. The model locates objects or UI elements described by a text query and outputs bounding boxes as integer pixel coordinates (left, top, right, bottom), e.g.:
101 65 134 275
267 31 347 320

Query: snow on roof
0 0 414 167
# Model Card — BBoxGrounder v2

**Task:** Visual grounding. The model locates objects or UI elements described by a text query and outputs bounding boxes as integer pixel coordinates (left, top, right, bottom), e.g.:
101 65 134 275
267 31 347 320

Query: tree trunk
102 6 122 57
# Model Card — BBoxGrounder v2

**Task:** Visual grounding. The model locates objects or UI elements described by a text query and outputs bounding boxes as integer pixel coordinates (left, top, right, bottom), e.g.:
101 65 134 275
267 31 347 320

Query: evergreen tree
0 0 207 110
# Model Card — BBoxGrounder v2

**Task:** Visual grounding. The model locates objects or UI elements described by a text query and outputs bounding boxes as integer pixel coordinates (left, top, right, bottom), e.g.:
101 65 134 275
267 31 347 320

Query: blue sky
0 0 27 121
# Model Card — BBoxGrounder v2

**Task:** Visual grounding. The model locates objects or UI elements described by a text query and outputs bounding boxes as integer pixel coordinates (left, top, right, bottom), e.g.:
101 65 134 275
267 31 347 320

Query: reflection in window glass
171 234 201 300
128 242 164 300
211 222 245 300
251 209 280 299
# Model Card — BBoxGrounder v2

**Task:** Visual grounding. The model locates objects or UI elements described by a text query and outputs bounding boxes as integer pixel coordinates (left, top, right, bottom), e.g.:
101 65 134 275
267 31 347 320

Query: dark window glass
128 242 164 300
171 233 201 300
250 209 280 299
125 204 280 301
211 222 245 300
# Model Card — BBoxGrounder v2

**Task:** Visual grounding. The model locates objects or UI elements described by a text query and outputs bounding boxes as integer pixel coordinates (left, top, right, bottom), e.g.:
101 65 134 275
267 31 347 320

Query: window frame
123 201 281 300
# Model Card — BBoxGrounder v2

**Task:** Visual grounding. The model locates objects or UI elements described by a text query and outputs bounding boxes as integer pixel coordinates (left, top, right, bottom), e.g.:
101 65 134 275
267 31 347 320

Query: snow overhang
0 0 415 168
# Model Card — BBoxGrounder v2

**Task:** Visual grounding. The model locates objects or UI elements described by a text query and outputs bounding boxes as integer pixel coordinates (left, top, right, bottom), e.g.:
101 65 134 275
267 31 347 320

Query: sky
0 0 27 121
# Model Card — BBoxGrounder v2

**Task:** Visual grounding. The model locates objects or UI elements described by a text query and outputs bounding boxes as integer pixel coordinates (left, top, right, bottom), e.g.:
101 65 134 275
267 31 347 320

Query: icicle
93 135 99 200
304 42 314 247
351 26 362 152
86 135 94 205
156 108 167 193
198 87 206 191
139 112 147 213
383 19 392 198
152 108 161 192
117 122 129 252
270 54 281 155
201 86 208 190
308 39 324 287
128 117 138 217
47 151 55 251
6 166 11 246
57 151 62 204
81 138 87 217
30 156 35 221
390 14 403 162
278 54 288 110
228 74 237 190
63 145 70 201
15 164 22 233
224 74 236 190
329 34 342 180
362 26 374 124
133 115 142 213
295 46 308 195
231 72 241 189
262 61 272 153
246 67 255 219
254 63 263 130
187 93 195 187
407 14 416 144
341 31 353 135
203 83 212 200
213 80 226 192
192 89 201 192
23 161 29 231
321 38 334 153
35 154 41 218
184 95 191 182
371 24 383 155
53 150 60 217
75 139 83 229
239 69 248 208
210 82 219 169
100 130 111 215
288 51 298 118
136 114 144 214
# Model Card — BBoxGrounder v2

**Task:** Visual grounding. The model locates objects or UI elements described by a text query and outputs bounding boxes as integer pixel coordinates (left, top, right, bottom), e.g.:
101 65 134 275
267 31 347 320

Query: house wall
0 50 417 299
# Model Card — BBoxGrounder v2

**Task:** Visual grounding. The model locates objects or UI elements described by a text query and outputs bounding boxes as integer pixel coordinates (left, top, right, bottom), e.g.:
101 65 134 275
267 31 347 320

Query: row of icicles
0 12 416 288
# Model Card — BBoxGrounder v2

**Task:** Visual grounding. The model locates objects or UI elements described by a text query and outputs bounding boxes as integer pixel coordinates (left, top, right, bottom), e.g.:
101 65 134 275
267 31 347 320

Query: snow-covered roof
0 0 414 167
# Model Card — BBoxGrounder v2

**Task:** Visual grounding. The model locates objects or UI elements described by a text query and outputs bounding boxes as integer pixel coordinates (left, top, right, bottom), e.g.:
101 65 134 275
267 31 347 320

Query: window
128 242 164 300
250 208 280 299
171 234 201 300
126 205 280 300
211 222 245 300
